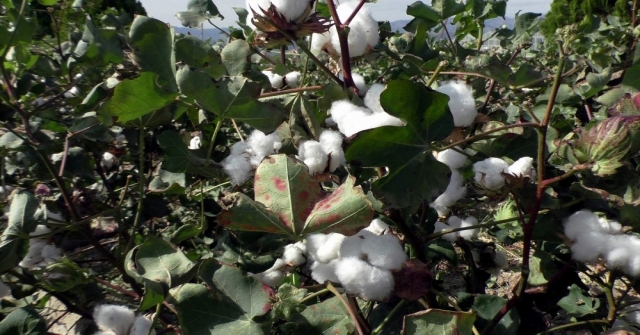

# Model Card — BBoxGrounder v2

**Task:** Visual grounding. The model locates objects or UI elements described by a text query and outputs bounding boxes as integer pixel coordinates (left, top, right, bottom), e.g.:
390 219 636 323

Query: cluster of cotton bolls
326 83 404 137
311 1 379 58
246 0 311 27
297 129 345 175
221 130 282 185
431 147 469 216
308 219 407 301
19 225 63 270
249 241 307 287
435 81 477 127
473 157 536 190
261 71 302 89
564 210 640 277
433 215 480 242
92 304 155 335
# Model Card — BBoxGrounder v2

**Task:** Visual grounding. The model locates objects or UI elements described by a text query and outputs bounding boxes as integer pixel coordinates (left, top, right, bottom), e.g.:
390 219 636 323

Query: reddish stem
326 0 356 92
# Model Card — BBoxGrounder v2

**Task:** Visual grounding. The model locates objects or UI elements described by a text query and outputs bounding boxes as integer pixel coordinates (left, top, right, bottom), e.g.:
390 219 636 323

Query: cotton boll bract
222 154 252 186
297 140 328 175
93 304 136 335
129 316 155 335
507 157 536 179
473 157 509 190
284 71 301 88
435 147 468 169
361 234 407 270
435 81 477 127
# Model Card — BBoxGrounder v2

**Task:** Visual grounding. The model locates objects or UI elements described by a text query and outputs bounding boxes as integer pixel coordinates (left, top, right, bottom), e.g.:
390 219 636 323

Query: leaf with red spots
217 192 293 236
402 309 476 335
254 155 325 236
303 175 374 234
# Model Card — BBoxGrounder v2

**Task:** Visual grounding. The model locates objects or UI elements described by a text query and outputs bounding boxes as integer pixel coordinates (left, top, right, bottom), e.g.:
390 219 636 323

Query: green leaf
129 16 177 92
622 62 640 93
176 68 285 133
402 309 475 335
101 72 178 123
139 279 167 311
0 308 47 334
135 235 196 287
172 283 265 335
175 35 226 79
273 284 307 320
514 12 541 42
221 40 251 76
432 0 466 20
345 80 454 207
149 170 186 195
38 0 60 4
0 132 25 150
281 296 353 334
74 17 124 65
557 284 600 317
156 131 221 178
578 67 612 99
39 257 89 292
218 192 293 236
199 260 272 319
528 249 561 286
176 0 224 28
457 293 520 335
0 190 44 274
302 175 374 234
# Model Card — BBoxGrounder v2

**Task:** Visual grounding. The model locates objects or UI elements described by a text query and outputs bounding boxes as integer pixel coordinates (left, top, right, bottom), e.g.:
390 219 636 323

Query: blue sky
139 0 552 26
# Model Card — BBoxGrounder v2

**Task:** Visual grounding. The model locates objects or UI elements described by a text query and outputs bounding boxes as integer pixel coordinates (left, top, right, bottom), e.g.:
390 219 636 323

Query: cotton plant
19 225 63 270
250 242 307 287
319 1 379 58
433 215 479 242
473 156 536 190
327 83 404 137
431 147 469 216
284 71 302 88
245 0 312 30
92 304 155 335
221 130 282 185
435 80 477 127
564 210 640 277
296 129 346 175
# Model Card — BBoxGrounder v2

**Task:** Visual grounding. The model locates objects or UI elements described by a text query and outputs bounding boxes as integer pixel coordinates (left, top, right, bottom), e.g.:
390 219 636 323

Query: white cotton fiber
361 234 407 270
283 244 306 266
297 140 328 175
328 100 404 137
435 81 477 127
41 244 62 261
330 2 379 58
314 233 346 263
431 169 467 216
310 32 331 52
230 141 249 155
335 257 394 301
563 210 605 240
364 218 390 235
0 281 10 298
130 316 155 335
222 154 252 186
102 152 117 170
284 71 301 88
268 258 286 272
293 241 307 254
306 233 329 262
458 216 479 241
247 130 282 165
598 218 623 235
262 270 285 287
311 259 340 283
570 231 608 262
319 130 345 172
339 234 366 259
270 0 309 22
473 157 509 190
31 225 51 237
435 147 468 169
93 304 136 335
626 255 640 277
605 244 632 269
507 157 536 179
352 73 368 96
262 70 284 89
188 136 201 150
434 221 458 242
363 83 385 115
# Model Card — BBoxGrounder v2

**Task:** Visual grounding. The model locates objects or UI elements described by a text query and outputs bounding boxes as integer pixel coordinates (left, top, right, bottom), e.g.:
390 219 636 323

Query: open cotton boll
247 130 282 165
230 141 250 155
328 100 404 137
364 218 390 235
188 136 201 150
222 154 253 186
363 83 386 115
361 234 407 271
262 70 284 89
352 73 368 96
605 243 632 269
250 269 285 287
0 281 10 298
434 221 459 242
283 244 307 266
64 86 80 98
298 140 328 175
129 316 155 335
93 304 136 335
270 0 309 22
284 71 302 88
330 2 379 58
435 81 477 127
598 218 623 235
319 130 345 172
435 147 468 169
563 210 607 240
570 231 609 262
305 233 329 261
314 233 346 263
431 169 467 216
310 32 331 52
311 259 340 283
458 216 479 241
336 257 394 301
626 253 640 277
339 235 366 259
507 157 536 179
473 157 509 190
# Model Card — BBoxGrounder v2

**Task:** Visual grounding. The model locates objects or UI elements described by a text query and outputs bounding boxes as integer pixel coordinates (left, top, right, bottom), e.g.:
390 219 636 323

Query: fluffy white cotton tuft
473 157 509 190
270 0 309 22
507 157 536 179
431 169 467 216
434 220 460 243
330 2 379 58
435 147 468 169
93 304 136 335
310 259 340 283
282 243 307 266
314 233 346 263
250 269 285 287
458 216 479 241
262 70 284 89
306 233 329 262
328 100 404 137
230 141 250 155
363 83 385 115
102 152 118 170
435 81 477 127
247 130 282 165
222 154 252 186
129 316 156 335
297 140 328 175
335 257 394 301
284 71 302 88
569 231 608 262
364 218 390 235
188 135 202 150
361 234 407 270
352 73 368 96
310 32 331 52
319 130 345 172
564 210 609 240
